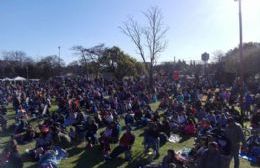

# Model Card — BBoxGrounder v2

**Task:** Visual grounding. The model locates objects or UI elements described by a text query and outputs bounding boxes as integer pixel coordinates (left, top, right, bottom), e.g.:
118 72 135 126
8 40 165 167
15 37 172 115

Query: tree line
0 46 144 80
0 42 259 82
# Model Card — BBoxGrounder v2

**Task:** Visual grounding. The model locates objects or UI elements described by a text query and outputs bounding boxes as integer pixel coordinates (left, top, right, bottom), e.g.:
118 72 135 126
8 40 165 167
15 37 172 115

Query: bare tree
72 44 105 77
72 44 105 64
212 50 224 63
120 7 168 86
1 50 33 67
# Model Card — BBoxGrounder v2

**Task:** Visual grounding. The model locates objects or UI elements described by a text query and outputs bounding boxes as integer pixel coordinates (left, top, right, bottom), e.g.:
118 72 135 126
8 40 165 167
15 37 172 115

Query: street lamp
235 0 244 82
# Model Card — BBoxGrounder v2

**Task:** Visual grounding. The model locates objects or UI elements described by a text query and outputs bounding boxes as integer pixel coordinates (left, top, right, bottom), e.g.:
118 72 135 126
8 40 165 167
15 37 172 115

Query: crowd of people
0 75 259 168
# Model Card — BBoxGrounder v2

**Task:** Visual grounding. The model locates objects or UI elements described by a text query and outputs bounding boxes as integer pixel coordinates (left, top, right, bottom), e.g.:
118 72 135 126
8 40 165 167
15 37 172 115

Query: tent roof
2 77 13 81
13 76 26 81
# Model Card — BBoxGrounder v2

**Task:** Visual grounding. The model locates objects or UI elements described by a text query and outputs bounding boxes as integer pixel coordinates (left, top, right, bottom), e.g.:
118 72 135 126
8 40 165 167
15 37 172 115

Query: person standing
110 126 135 160
224 117 246 168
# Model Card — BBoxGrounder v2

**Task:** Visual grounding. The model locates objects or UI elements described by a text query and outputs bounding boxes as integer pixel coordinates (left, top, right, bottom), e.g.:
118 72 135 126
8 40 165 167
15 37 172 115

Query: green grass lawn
0 102 256 168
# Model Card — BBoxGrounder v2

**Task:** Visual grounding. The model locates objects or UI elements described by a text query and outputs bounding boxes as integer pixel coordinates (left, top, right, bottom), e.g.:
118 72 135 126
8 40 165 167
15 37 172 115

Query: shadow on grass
21 153 37 168
250 162 260 167
98 151 151 168
74 147 152 168
0 126 13 139
178 135 191 143
121 125 126 131
125 152 150 168
67 146 85 157
74 146 104 168
98 157 125 168
139 132 144 137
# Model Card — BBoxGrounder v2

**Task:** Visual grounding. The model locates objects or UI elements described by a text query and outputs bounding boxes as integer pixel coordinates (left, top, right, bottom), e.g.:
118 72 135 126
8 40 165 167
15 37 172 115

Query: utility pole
58 46 61 76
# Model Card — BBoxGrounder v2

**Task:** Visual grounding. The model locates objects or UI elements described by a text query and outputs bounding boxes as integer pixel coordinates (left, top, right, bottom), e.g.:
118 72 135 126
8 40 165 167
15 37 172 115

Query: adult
110 126 135 160
224 117 246 168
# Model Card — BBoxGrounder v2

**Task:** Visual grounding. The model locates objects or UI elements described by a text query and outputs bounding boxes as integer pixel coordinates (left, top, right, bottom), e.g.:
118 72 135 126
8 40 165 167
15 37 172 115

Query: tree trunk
148 65 154 90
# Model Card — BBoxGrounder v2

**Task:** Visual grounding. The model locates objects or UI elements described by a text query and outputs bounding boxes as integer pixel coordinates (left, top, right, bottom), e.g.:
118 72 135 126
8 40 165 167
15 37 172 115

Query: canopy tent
13 76 26 81
1 77 13 81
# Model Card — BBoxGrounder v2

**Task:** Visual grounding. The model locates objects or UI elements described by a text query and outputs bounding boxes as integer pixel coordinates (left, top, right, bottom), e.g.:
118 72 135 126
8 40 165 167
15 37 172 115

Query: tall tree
120 6 168 87
99 46 141 79
36 55 65 79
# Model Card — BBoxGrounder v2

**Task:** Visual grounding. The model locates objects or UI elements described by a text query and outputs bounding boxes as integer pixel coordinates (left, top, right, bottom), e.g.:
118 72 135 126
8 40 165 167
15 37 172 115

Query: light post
235 0 245 119
26 66 29 80
58 46 61 67
58 46 61 76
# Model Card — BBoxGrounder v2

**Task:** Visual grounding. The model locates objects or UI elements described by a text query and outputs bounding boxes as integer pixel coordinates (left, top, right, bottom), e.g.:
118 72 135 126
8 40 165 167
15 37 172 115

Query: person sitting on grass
198 141 222 168
159 97 169 110
191 136 208 159
14 124 36 144
251 110 260 131
206 111 217 127
244 130 260 160
38 146 68 168
125 110 134 126
0 138 23 168
151 111 160 122
183 119 197 136
14 117 28 134
134 107 143 126
85 118 98 148
197 118 212 136
162 149 184 168
109 126 135 161
160 117 171 137
0 114 7 132
176 112 187 128
52 127 71 149
17 105 28 120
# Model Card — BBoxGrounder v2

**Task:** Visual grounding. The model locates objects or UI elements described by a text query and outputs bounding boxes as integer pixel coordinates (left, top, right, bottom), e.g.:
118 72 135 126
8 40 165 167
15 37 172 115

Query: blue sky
0 0 259 64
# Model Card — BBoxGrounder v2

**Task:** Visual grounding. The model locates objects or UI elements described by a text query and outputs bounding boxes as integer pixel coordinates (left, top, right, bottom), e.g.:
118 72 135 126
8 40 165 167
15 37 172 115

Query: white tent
13 76 26 81
2 77 13 81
